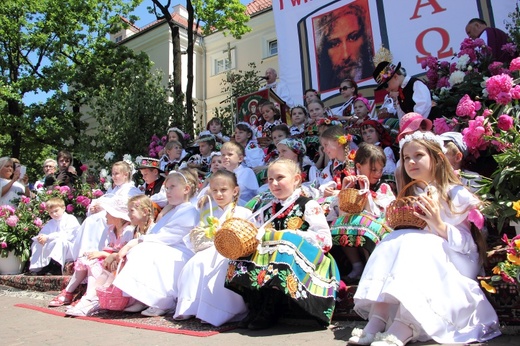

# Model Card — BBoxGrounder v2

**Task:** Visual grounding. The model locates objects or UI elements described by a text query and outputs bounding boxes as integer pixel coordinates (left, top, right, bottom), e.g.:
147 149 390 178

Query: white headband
168 170 188 184
399 131 447 153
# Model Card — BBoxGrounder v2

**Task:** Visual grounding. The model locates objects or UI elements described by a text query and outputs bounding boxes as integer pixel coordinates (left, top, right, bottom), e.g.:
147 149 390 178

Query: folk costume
225 189 339 326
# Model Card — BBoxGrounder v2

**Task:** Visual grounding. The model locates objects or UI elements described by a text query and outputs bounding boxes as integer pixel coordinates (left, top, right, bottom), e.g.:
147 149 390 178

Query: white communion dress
353 185 501 344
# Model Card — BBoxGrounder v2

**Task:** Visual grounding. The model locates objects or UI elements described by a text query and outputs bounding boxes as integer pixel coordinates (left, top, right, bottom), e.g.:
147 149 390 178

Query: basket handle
397 179 429 199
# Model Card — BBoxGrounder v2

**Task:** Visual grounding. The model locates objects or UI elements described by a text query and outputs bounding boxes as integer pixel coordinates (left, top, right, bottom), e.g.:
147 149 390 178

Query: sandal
48 290 73 307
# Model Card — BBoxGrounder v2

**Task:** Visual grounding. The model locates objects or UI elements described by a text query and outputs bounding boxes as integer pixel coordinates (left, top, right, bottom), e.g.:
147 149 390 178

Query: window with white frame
115 35 123 43
268 39 278 56
211 47 236 75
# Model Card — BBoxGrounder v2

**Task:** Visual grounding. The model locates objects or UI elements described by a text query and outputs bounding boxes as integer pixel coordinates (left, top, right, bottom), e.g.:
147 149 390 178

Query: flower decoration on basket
0 201 43 262
480 233 520 294
386 180 434 230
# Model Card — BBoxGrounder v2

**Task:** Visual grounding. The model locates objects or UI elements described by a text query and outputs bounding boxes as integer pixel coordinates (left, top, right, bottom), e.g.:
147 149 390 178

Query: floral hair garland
196 134 216 143
317 117 341 127
376 63 397 84
399 131 447 153
167 127 185 139
337 134 352 145
236 121 256 135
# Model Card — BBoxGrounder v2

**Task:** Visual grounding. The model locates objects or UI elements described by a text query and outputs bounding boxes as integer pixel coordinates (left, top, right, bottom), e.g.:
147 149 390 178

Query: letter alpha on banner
410 0 446 19
415 27 454 63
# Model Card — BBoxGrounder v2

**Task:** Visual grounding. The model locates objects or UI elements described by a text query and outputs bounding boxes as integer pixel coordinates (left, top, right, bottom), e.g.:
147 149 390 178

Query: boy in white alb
29 197 80 275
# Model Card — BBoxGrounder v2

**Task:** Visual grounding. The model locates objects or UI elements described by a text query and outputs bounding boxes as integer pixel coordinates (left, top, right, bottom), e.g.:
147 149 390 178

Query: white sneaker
123 301 148 312
141 306 167 317
65 298 100 317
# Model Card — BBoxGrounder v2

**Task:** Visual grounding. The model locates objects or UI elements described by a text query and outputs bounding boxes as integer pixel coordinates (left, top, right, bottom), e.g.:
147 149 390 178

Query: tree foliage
0 0 142 164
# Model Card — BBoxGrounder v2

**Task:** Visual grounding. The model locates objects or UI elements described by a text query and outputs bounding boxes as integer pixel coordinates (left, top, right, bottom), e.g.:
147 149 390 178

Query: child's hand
37 234 48 245
341 176 357 189
86 251 102 260
323 187 339 197
414 194 447 238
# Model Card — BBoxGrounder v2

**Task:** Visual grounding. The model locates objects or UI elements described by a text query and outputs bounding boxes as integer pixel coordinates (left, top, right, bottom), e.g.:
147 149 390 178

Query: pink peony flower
502 43 518 57
33 217 43 227
80 198 91 208
59 186 71 194
6 215 19 227
496 91 512 105
80 164 88 172
485 74 513 103
511 85 520 100
433 118 453 134
66 204 74 213
497 114 514 131
462 116 492 157
1 241 7 249
92 189 104 198
510 57 520 72
76 195 85 203
488 61 505 76
482 109 493 117
20 196 31 204
468 208 484 229
40 202 46 211
456 94 481 119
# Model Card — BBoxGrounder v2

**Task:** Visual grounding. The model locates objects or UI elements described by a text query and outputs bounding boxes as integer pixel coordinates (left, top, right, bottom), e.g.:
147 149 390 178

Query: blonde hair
221 141 245 157
128 195 154 235
444 141 461 157
166 168 199 198
112 161 133 181
268 158 302 187
46 197 66 210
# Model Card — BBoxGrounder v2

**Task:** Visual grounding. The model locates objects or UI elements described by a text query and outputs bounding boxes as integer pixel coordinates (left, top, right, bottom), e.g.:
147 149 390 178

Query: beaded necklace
271 200 296 219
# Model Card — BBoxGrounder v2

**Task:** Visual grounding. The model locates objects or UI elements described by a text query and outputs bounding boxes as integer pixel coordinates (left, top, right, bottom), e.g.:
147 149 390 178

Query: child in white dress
29 197 80 275
112 169 200 317
48 196 134 313
349 132 500 346
174 169 252 325
70 161 142 260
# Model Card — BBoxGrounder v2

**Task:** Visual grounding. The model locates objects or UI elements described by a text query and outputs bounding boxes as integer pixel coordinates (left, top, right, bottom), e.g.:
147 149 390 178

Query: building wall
202 8 278 124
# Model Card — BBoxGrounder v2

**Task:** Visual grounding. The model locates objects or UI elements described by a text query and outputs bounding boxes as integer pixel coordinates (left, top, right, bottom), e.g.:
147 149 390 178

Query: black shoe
237 310 257 329
248 311 277 330
24 271 41 276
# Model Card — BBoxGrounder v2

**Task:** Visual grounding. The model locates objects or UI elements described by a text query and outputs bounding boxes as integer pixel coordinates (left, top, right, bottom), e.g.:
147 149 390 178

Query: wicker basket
386 180 429 230
214 217 259 260
95 262 129 311
338 188 369 213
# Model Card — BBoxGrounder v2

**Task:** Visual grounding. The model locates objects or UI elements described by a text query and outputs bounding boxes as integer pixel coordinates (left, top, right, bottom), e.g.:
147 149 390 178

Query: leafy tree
0 0 141 161
86 69 175 162
149 0 251 137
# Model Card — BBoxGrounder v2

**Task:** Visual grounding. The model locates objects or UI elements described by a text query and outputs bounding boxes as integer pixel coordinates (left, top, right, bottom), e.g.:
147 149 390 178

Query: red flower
257 270 267 285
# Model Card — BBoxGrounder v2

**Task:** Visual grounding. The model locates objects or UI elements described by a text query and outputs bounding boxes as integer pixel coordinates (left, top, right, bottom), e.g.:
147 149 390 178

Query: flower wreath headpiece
196 134 216 143
236 121 257 135
317 117 341 127
167 127 185 139
399 131 447 153
290 105 310 117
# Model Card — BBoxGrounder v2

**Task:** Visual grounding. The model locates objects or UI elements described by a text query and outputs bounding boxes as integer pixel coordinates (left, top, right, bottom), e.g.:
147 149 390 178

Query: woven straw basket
338 188 369 213
386 180 429 230
214 217 259 260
